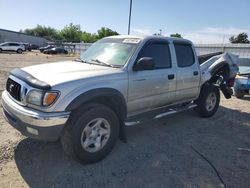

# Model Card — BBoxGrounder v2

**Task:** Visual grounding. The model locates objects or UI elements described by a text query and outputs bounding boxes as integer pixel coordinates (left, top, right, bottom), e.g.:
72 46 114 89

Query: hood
21 61 122 86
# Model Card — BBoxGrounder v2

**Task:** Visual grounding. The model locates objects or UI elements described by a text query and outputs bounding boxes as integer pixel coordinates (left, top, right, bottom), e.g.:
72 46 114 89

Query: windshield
80 38 140 67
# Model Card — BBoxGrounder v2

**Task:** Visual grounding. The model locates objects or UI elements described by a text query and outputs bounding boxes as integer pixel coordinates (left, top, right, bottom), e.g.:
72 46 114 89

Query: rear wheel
61 103 119 163
0 48 2 53
17 49 23 54
195 85 220 117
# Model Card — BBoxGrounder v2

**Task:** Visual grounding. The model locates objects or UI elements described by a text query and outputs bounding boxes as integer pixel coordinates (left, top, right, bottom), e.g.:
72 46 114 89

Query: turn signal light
43 92 59 106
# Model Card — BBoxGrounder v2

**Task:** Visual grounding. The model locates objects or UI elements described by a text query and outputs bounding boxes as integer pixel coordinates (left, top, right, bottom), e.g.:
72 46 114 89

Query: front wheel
194 85 220 118
61 103 119 163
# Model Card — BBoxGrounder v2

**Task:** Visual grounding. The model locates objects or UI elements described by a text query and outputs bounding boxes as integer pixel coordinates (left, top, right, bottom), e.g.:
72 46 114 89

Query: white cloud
131 27 250 44
199 27 250 35
183 27 250 44
131 28 154 35
182 32 228 44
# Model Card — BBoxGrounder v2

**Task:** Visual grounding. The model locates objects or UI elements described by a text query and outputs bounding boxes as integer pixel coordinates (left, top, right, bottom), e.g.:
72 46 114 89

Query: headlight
27 90 59 106
26 90 43 106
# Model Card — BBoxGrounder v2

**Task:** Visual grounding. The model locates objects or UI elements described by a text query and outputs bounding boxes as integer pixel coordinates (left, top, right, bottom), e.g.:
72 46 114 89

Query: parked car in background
30 44 39 50
43 47 68 54
0 42 25 53
39 45 54 52
22 43 32 51
234 65 250 98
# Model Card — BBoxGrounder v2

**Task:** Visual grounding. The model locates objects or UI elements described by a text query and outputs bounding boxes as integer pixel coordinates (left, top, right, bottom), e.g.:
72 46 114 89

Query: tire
17 49 23 54
194 85 220 118
61 103 120 163
0 48 2 53
235 90 244 99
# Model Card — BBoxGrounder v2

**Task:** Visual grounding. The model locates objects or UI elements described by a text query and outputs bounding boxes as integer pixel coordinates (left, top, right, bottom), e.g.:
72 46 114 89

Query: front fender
65 88 127 116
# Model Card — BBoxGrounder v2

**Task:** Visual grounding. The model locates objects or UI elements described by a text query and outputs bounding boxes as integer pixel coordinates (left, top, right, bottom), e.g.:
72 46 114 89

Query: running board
125 103 197 126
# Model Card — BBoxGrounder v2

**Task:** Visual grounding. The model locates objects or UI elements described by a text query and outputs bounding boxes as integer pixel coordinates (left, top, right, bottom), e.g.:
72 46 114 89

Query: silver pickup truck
1 35 238 163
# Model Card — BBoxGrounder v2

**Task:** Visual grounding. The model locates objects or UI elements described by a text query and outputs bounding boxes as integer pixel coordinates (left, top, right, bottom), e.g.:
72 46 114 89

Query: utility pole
128 0 133 35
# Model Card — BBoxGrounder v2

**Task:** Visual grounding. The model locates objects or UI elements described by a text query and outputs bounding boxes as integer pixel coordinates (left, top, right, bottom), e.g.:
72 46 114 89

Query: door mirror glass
133 57 155 71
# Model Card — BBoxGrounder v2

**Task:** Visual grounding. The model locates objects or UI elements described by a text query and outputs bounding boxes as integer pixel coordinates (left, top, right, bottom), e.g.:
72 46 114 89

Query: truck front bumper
1 91 70 141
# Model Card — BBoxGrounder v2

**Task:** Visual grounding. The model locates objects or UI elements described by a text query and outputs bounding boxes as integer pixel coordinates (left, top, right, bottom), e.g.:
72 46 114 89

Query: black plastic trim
66 88 127 118
10 68 51 90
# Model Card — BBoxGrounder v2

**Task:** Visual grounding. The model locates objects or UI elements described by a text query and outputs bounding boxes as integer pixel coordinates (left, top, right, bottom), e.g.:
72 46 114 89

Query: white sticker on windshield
123 39 141 44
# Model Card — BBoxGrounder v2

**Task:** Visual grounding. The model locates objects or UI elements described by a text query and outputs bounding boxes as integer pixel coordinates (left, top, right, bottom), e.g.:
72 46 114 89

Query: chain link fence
195 43 250 58
66 42 250 59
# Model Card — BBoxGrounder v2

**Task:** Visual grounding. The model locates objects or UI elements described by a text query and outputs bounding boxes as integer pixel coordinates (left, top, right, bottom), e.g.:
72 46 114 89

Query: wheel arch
209 61 230 83
65 88 127 121
16 48 23 52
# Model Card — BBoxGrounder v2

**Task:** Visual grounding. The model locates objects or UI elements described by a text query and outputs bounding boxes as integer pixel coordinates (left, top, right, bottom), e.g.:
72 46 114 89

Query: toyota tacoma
1 35 238 163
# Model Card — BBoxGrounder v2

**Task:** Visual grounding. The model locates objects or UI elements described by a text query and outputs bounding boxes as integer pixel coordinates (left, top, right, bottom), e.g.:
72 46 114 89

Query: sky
0 0 250 43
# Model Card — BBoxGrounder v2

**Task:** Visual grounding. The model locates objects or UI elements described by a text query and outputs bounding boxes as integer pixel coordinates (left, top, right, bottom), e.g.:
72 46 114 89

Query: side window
174 43 195 67
138 43 172 69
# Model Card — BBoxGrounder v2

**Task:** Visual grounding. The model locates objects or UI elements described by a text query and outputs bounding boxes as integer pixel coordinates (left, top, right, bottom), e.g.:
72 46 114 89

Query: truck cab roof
105 35 193 44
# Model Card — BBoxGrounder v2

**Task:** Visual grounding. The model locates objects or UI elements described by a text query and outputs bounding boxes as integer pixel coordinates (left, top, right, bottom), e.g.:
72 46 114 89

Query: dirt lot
0 52 249 188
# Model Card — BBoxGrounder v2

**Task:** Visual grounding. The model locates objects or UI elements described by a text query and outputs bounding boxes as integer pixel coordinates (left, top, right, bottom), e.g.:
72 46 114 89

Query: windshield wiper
74 58 92 64
91 59 116 68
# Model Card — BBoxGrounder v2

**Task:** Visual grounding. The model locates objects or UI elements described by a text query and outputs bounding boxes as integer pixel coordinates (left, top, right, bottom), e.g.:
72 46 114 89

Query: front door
127 41 176 115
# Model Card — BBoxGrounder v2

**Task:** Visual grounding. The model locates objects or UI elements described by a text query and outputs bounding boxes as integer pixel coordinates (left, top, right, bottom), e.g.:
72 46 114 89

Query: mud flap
220 83 232 99
119 121 127 143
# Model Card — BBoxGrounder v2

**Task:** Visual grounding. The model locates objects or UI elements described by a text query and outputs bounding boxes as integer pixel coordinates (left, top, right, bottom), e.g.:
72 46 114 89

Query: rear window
10 43 19 46
174 43 195 67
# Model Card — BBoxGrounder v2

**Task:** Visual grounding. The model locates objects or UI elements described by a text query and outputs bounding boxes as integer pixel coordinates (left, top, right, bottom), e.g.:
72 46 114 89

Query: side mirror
133 57 155 71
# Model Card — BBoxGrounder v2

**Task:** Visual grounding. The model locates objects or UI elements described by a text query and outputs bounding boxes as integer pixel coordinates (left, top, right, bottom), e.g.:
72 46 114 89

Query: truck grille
6 78 21 101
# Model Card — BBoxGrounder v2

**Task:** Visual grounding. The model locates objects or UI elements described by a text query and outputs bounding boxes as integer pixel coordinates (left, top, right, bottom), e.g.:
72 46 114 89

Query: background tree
59 23 82 42
170 33 182 38
97 27 119 39
81 31 98 43
21 24 119 43
229 33 249 44
23 25 62 41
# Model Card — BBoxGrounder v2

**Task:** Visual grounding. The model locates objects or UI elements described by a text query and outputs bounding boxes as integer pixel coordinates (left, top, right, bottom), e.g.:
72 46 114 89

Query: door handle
168 74 175 80
193 71 199 76
132 78 146 82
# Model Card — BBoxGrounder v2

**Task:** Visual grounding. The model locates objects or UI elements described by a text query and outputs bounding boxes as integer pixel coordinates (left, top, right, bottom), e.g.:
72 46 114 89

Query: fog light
26 127 39 135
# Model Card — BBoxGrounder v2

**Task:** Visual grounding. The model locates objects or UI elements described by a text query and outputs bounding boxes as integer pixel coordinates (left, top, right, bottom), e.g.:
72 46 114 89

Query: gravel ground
0 52 249 188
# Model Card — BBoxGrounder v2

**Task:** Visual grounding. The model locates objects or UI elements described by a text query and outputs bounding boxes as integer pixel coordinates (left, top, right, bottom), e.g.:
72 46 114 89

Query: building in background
0 28 48 47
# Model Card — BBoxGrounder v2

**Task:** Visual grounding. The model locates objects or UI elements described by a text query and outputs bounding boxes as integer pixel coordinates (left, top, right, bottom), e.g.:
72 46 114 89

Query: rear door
174 42 200 101
128 41 176 114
